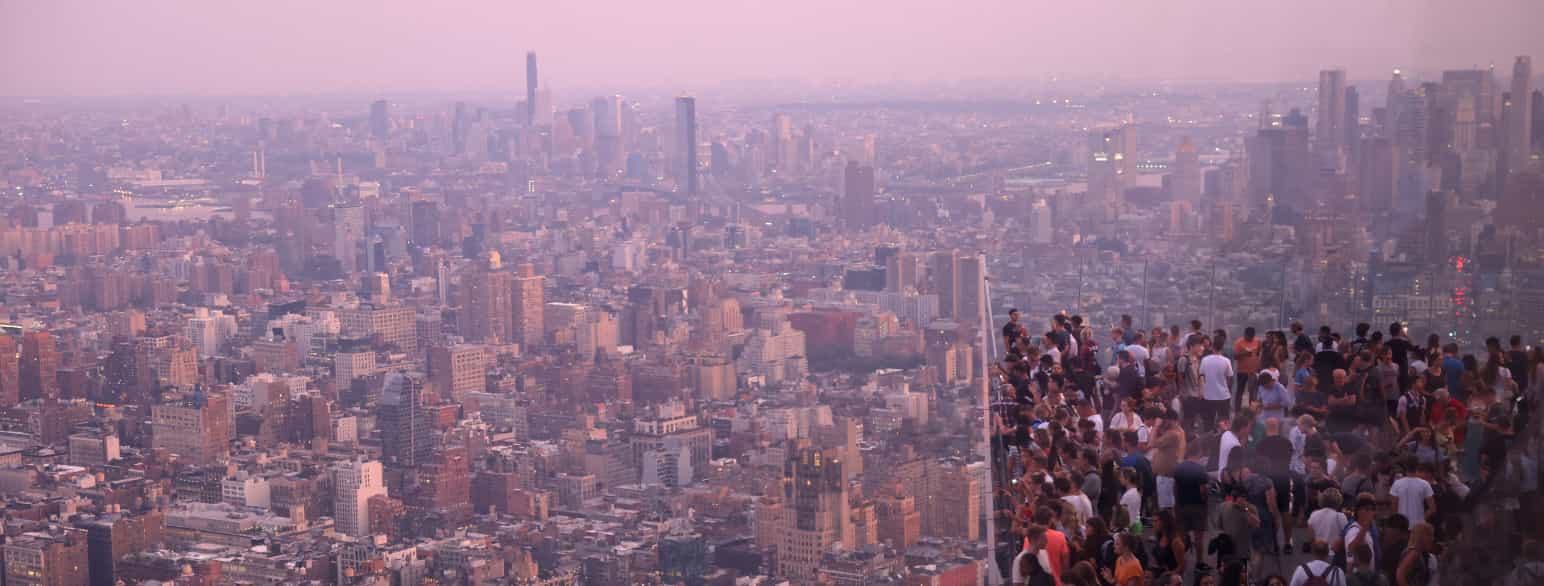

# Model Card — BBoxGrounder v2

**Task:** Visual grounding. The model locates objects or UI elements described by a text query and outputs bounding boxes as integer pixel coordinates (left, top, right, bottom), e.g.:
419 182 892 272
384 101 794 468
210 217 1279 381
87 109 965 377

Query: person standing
1200 341 1235 424
1235 327 1263 410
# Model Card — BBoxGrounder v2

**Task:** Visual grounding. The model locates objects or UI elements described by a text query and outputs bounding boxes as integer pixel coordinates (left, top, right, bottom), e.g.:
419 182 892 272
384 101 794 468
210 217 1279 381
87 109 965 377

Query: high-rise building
338 304 417 354
428 344 488 402
150 389 232 466
928 250 960 320
511 265 545 349
1358 137 1399 210
333 203 366 274
777 442 851 582
1497 170 1544 238
1503 55 1535 183
1171 136 1202 203
772 113 795 173
841 160 876 230
1316 69 1348 170
20 331 59 401
379 372 432 469
1247 110 1313 209
1087 125 1135 220
409 200 440 247
525 51 538 126
370 100 389 139
334 458 388 537
459 259 513 344
0 335 19 407
675 96 698 195
876 488 921 549
3 526 89 586
884 251 920 293
956 255 984 326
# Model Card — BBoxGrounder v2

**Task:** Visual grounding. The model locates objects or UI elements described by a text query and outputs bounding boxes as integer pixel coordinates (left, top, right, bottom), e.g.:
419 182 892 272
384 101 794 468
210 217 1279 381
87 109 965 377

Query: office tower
1029 198 1054 244
150 390 232 466
459 258 513 344
1246 110 1313 208
777 442 851 582
452 101 468 154
379 372 432 469
675 96 698 195
1344 86 1361 164
409 200 440 247
885 251 920 292
525 51 538 126
957 254 984 326
334 459 388 537
928 250 960 319
1503 56 1534 183
841 160 876 229
429 344 488 402
1087 125 1135 220
0 336 17 407
3 527 89 586
1425 191 1448 262
772 113 795 173
592 95 624 176
1316 69 1348 170
333 203 366 274
1497 169 1544 236
1385 69 1408 138
1171 136 1202 203
511 265 545 349
20 331 59 401
370 99 389 139
1359 137 1399 210
876 488 921 549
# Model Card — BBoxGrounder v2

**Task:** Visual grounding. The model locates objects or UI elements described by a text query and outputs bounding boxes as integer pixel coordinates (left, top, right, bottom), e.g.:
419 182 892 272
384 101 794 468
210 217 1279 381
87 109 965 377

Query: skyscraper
1503 55 1534 183
929 251 960 319
459 254 513 344
333 203 366 274
525 51 538 126
772 113 795 173
0 335 17 407
1316 69 1348 170
841 160 876 229
957 254 984 326
20 331 59 401
369 99 389 140
511 264 545 350
1171 136 1202 203
379 372 432 469
777 442 850 582
675 96 698 195
1247 110 1313 208
333 458 387 537
1087 125 1135 220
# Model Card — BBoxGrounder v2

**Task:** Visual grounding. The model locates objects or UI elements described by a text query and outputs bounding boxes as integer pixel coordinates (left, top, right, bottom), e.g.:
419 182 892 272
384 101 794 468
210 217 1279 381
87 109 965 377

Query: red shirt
1428 399 1467 429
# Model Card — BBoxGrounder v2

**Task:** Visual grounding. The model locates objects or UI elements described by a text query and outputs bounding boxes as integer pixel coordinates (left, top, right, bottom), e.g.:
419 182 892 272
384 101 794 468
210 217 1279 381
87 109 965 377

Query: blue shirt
1257 382 1293 421
1443 356 1465 399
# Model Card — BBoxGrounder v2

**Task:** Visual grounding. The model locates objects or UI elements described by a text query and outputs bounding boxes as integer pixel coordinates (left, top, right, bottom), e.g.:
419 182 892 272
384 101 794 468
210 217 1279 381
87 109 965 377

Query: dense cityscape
2 9 1544 586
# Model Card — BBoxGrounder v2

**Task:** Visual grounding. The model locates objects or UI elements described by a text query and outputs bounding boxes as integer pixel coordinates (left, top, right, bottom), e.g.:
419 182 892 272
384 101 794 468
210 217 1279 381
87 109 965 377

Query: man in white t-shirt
1200 345 1235 428
1390 464 1437 525
1125 336 1150 377
1306 490 1349 545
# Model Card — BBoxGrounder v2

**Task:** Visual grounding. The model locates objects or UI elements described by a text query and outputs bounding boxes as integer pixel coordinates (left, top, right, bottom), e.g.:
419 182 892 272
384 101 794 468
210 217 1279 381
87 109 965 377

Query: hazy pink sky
3 0 1541 96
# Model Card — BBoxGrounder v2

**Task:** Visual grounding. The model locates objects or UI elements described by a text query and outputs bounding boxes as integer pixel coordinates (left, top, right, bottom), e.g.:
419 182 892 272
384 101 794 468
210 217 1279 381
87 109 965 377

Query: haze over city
4 0 1544 96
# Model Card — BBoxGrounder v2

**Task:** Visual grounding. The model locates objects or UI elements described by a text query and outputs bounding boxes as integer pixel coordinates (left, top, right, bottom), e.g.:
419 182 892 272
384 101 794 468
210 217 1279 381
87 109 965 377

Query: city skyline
3 0 1543 96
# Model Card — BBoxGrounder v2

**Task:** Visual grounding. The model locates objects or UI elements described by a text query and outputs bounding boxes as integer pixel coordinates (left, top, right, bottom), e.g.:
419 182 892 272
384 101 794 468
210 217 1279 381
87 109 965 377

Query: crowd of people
990 310 1544 586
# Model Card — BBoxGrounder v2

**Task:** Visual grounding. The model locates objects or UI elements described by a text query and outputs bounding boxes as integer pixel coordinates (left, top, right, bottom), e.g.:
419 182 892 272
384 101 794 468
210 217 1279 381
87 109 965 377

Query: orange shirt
1043 529 1069 586
1115 555 1145 586
1234 338 1262 374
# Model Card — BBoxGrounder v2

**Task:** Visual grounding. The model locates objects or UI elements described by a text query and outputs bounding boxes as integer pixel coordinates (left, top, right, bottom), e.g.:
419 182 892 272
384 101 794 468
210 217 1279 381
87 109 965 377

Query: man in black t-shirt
1256 417 1299 552
1326 369 1359 434
1173 442 1211 556
1003 308 1024 352
1508 335 1531 390
1387 322 1414 391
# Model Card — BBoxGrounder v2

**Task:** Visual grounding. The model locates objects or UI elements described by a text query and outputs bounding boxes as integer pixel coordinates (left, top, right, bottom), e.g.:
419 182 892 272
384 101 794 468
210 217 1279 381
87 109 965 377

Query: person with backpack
1337 494 1379 571
1290 540 1346 586
1394 523 1438 586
